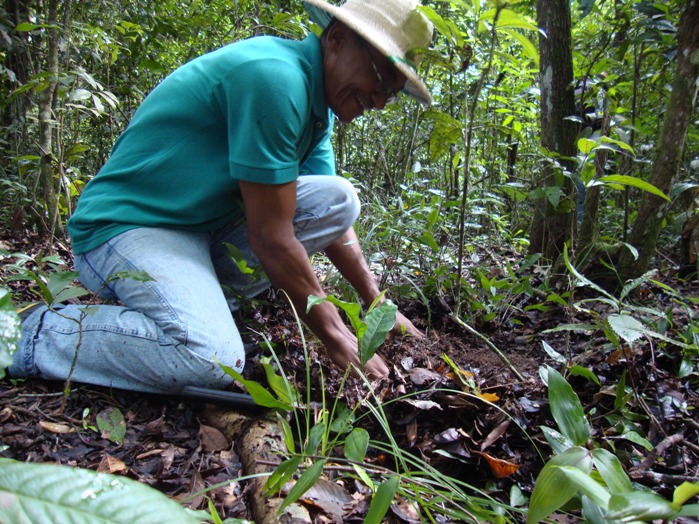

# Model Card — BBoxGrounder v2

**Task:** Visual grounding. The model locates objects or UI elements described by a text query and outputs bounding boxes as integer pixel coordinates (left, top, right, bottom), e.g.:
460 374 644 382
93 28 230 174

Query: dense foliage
1 0 698 522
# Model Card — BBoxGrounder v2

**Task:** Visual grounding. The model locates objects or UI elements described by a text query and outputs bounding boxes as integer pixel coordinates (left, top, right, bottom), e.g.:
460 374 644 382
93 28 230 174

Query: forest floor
1 231 698 523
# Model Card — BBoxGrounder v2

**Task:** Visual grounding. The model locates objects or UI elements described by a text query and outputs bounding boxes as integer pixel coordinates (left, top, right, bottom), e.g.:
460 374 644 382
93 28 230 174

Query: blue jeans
10 176 360 393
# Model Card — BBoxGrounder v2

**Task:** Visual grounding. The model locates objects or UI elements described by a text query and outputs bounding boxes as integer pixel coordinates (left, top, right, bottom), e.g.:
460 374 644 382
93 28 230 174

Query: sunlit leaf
606 314 645 347
598 175 670 201
673 482 699 506
0 458 203 523
474 451 520 478
557 465 611 508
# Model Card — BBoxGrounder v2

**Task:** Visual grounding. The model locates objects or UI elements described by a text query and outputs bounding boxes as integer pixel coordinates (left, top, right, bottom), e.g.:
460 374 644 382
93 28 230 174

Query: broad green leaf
0 288 21 379
308 295 365 340
546 366 590 446
479 8 537 32
674 482 699 506
352 464 375 491
277 412 295 454
621 430 653 451
607 491 679 521
540 426 573 455
557 466 611 508
527 447 593 524
305 422 326 455
578 137 597 154
0 458 202 523
344 428 370 463
364 476 400 524
360 301 397 365
264 456 301 496
606 314 645 347
591 448 633 494
96 407 126 444
500 28 539 66
598 175 670 201
541 340 566 363
680 504 699 517
277 459 326 514
218 363 292 411
569 365 600 385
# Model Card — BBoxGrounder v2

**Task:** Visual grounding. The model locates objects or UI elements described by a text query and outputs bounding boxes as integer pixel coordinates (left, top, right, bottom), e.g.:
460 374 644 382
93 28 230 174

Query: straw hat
303 0 434 106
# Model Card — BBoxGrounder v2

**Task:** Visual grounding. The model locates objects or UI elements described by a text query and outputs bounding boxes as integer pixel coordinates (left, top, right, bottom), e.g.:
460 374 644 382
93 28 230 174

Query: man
9 0 433 393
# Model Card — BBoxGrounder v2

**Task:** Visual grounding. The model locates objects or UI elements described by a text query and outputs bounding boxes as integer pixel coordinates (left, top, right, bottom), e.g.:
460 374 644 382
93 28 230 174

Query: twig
450 314 525 382
629 433 684 475
629 470 698 486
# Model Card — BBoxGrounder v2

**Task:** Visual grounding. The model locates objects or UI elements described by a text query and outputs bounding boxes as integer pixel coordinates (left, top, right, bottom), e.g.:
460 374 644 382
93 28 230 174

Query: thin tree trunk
618 0 699 279
578 112 611 251
38 0 61 237
529 0 578 260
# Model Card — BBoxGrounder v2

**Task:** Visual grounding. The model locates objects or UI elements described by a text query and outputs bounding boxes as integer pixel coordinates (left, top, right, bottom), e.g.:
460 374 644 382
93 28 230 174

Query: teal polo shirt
68 34 334 255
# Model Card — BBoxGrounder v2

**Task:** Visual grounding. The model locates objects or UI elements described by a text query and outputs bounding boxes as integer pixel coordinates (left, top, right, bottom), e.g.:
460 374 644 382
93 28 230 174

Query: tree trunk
37 0 60 236
578 112 611 251
529 0 578 261
618 0 699 280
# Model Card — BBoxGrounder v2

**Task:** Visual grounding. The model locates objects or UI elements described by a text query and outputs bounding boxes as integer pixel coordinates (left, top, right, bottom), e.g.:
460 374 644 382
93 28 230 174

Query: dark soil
2 231 698 523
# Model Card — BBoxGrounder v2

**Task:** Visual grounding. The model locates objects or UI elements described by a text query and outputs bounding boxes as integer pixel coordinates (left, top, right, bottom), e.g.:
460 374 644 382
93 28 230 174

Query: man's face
322 23 407 123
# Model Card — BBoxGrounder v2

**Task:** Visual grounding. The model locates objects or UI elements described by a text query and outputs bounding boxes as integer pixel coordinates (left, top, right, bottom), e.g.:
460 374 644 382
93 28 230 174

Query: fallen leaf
402 399 443 411
97 454 128 474
299 477 352 521
408 367 442 386
96 407 126 443
39 421 75 434
476 392 500 403
474 451 520 478
391 497 421 523
480 420 510 451
199 423 229 452
406 419 418 448
434 428 461 445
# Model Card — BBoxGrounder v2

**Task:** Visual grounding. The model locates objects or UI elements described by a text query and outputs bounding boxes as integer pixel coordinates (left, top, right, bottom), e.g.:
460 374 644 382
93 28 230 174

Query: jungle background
1 0 698 522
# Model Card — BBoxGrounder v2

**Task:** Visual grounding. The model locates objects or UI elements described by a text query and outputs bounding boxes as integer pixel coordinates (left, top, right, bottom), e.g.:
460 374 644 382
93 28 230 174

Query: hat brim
303 0 432 106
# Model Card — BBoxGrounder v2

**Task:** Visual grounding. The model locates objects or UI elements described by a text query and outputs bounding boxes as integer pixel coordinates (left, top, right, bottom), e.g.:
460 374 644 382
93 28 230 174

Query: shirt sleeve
214 59 310 185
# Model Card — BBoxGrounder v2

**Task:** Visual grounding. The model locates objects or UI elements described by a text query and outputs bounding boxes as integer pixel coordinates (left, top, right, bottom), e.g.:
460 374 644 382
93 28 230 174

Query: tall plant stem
455 6 502 317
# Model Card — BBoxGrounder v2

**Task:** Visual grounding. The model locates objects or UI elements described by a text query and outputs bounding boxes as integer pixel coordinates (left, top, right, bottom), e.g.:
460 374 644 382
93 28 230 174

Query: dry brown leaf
299 477 351 521
474 451 520 478
406 419 418 448
39 421 75 434
480 419 510 451
97 454 128 474
391 497 421 523
199 423 229 452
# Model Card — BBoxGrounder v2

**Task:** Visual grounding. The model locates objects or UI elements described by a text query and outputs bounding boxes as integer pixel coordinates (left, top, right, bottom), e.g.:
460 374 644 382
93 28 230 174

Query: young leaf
305 422 327 455
546 366 590 446
218 363 292 411
264 456 301 496
673 482 699 506
360 301 397 365
0 458 203 523
277 412 295 455
364 476 400 524
606 314 646 347
260 357 298 405
277 459 326 515
344 427 370 463
96 407 126 444
527 447 593 524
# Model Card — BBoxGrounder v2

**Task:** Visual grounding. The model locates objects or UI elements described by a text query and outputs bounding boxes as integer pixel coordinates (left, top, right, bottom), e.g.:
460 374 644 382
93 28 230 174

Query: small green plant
528 365 699 523
307 292 397 367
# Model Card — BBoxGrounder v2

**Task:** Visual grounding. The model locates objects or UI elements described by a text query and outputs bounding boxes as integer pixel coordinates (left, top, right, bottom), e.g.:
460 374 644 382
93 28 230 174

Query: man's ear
324 21 351 52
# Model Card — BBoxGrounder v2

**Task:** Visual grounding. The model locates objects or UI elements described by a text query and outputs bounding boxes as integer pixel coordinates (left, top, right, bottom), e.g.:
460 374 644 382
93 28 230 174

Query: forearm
323 227 383 306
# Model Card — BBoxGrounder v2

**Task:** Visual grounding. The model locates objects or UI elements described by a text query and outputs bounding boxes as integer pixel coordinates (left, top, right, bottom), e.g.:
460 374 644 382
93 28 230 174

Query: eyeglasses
358 39 401 104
